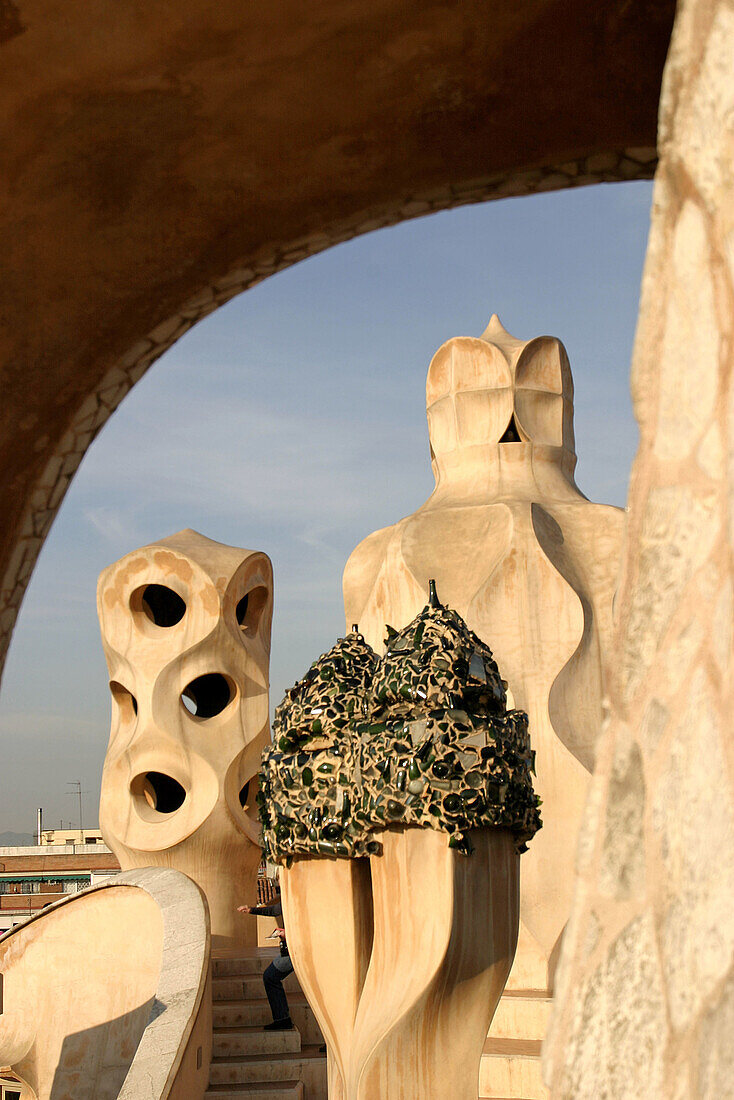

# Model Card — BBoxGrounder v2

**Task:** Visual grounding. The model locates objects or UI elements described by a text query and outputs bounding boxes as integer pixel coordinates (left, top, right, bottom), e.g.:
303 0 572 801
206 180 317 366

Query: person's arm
237 899 283 918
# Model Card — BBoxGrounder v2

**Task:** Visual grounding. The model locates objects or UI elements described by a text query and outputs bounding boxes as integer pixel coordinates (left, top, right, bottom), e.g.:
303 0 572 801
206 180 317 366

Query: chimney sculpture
343 316 625 997
97 529 273 947
259 589 540 1100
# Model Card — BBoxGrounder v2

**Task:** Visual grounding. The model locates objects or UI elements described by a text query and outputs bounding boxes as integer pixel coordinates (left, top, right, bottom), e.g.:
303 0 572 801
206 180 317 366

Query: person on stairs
237 884 294 1031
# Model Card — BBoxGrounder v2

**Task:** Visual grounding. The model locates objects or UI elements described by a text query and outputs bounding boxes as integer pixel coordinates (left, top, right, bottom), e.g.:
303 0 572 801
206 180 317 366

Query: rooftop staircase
206 948 549 1099
207 947 327 1100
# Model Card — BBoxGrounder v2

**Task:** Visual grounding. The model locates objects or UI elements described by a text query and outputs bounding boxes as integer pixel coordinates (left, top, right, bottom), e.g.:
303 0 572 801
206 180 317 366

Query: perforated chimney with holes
97 529 274 947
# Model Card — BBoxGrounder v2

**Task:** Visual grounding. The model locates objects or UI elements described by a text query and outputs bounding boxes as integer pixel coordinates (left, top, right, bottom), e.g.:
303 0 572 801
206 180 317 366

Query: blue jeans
263 954 294 1021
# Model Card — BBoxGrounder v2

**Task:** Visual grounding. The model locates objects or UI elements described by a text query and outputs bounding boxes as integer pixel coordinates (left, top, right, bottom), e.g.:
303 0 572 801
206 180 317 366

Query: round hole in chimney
236 592 248 622
131 584 186 627
239 779 250 808
109 681 138 723
135 772 186 814
236 586 268 636
181 673 234 718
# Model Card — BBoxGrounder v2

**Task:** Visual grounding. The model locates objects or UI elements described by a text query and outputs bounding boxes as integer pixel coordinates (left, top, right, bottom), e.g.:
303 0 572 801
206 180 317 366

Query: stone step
212 949 280 978
213 1026 301 1059
488 991 553 1041
206 1082 304 1100
479 1037 548 1099
214 973 301 1002
210 1047 326 1091
214 997 322 1046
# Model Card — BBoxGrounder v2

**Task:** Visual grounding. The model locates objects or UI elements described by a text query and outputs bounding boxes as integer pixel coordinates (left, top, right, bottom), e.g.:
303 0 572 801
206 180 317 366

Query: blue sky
0 181 652 834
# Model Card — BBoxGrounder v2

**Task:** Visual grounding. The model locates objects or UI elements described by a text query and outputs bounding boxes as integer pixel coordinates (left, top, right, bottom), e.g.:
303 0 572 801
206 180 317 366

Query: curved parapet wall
0 867 211 1100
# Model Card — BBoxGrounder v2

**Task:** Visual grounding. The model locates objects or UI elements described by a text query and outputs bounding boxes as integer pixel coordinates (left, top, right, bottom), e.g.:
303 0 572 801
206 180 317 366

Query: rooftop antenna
67 780 88 838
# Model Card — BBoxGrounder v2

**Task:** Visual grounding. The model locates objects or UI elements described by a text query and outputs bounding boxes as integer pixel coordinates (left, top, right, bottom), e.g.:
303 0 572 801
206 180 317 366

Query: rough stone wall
544 1 734 1096
0 147 655 680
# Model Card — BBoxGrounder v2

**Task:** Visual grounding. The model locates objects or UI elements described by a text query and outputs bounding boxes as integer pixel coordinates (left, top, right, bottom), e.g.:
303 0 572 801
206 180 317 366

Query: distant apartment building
0 842 120 935
39 827 105 846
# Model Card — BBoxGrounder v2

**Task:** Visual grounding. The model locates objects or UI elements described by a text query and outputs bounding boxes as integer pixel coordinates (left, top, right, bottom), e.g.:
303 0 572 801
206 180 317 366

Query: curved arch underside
0 0 675 673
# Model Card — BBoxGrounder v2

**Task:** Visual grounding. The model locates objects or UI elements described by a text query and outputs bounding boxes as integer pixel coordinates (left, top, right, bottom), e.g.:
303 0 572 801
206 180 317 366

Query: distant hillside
0 830 35 846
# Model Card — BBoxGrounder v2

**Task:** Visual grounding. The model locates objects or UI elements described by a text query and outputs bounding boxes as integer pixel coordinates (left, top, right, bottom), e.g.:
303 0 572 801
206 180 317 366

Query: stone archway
0 0 674 673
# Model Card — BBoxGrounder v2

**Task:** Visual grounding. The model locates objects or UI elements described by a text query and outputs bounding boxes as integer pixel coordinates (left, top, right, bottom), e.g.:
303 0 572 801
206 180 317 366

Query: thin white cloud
84 506 142 544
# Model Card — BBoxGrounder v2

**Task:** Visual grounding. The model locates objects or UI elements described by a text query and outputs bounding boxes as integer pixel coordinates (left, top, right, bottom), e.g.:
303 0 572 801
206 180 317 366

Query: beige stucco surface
544 0 734 1095
0 867 211 1100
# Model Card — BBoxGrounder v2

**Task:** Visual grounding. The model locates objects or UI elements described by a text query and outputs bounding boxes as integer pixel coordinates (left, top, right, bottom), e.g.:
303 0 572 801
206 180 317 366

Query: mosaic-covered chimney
259 583 539 1100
